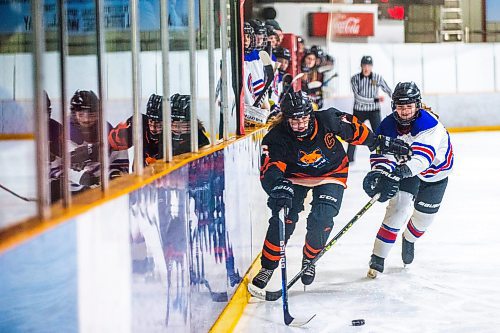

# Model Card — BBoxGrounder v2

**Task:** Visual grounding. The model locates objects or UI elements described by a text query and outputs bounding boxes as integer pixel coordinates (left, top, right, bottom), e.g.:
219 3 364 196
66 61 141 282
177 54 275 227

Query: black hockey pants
261 183 344 270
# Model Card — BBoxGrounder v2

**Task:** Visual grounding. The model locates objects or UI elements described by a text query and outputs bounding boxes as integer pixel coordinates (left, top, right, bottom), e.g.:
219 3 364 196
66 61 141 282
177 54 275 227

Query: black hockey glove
363 169 400 202
71 145 99 165
80 172 100 187
363 165 412 202
268 178 294 212
371 135 412 160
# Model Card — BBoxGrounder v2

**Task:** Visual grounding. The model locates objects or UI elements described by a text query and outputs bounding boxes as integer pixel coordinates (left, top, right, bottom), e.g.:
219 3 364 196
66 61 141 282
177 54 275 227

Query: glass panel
0 0 37 227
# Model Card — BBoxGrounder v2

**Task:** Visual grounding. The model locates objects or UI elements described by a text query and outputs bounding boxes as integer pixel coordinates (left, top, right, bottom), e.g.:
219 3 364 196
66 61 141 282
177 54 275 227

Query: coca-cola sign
331 13 374 36
308 12 374 37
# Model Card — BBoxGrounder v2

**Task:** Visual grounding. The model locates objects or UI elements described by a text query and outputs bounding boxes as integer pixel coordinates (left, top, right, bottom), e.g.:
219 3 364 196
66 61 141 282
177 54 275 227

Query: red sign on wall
308 12 375 38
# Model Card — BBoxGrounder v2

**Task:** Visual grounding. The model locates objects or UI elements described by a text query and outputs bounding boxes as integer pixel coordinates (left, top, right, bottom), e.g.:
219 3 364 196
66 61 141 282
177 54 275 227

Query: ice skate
301 257 316 285
367 254 385 279
252 267 275 289
402 237 415 266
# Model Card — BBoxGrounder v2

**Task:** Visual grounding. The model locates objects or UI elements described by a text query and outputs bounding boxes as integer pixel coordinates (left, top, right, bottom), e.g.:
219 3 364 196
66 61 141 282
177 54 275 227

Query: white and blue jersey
370 110 454 183
244 50 266 106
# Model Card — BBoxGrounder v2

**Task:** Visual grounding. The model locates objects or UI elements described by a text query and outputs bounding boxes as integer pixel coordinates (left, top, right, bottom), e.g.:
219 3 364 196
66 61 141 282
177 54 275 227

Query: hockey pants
261 183 344 270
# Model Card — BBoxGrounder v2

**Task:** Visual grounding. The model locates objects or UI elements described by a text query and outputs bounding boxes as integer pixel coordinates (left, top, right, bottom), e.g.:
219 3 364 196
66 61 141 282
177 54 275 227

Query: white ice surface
235 131 500 333
0 140 37 229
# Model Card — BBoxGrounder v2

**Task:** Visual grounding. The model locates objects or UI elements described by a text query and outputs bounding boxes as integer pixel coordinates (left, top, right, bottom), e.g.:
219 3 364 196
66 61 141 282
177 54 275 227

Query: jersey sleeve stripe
412 142 436 156
412 148 433 165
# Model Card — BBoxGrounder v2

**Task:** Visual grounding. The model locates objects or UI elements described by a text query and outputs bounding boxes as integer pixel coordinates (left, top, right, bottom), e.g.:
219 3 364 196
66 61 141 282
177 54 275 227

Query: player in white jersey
362 82 454 277
243 22 267 108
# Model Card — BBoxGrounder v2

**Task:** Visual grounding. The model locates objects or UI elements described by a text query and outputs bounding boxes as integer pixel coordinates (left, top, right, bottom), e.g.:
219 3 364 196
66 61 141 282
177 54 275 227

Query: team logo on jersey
247 73 255 98
324 133 336 149
297 147 328 168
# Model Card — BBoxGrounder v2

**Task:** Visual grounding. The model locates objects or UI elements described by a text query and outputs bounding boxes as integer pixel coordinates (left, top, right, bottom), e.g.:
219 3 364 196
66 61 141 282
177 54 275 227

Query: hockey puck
352 319 365 326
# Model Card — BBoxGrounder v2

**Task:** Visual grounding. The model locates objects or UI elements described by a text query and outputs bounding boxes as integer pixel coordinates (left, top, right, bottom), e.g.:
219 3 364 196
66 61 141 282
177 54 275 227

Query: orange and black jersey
109 114 211 166
108 114 162 166
260 108 376 193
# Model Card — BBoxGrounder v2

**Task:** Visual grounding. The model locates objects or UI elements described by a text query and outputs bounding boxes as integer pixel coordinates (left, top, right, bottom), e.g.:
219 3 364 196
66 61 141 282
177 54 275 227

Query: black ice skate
252 267 274 289
402 237 415 266
367 254 385 279
301 257 316 285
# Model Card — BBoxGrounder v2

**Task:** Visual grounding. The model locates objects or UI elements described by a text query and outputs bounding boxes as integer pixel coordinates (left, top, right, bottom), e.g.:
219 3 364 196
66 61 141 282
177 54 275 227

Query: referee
348 55 392 162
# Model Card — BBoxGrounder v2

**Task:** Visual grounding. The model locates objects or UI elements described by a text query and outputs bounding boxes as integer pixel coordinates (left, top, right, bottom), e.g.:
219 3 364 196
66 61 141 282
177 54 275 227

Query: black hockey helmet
249 19 268 50
243 22 256 54
249 19 267 36
170 93 190 121
361 55 373 65
273 46 291 61
70 90 99 113
392 81 422 126
146 94 163 122
310 45 324 59
265 19 282 32
281 91 315 138
266 24 278 38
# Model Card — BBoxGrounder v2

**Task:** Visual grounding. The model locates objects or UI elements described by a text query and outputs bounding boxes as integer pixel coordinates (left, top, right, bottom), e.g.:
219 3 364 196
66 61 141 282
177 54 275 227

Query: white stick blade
259 50 272 66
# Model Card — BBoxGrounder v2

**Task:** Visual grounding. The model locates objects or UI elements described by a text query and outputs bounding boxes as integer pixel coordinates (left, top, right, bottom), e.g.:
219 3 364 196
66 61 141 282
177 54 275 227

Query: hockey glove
80 172 100 187
363 165 412 202
71 145 99 165
372 135 412 160
363 169 401 202
268 178 294 212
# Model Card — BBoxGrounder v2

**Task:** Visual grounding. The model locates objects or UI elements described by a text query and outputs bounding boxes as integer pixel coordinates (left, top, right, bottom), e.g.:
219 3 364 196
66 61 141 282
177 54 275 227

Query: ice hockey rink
1 131 500 332
235 131 500 333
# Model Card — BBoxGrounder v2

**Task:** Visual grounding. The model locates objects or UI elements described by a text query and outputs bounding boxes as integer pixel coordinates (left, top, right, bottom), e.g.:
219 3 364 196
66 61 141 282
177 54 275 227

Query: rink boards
0 130 269 333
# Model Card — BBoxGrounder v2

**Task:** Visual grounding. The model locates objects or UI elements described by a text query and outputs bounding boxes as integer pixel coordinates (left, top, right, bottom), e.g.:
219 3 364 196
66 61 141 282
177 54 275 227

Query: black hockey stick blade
248 282 282 301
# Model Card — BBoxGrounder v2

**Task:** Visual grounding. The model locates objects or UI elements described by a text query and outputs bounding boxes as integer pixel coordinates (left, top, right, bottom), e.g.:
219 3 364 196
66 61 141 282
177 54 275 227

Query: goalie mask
281 91 315 139
392 81 422 127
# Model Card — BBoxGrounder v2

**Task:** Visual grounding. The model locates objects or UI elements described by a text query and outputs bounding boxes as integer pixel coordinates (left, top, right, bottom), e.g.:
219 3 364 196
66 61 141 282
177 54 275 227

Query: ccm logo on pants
319 194 337 202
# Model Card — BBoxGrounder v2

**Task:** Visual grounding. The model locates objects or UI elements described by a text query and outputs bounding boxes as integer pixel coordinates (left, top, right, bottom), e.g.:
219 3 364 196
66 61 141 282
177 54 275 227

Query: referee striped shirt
351 72 392 112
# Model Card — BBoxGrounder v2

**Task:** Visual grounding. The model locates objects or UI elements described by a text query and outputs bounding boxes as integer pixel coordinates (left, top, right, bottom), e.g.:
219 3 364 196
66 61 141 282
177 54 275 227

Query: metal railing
27 0 234 220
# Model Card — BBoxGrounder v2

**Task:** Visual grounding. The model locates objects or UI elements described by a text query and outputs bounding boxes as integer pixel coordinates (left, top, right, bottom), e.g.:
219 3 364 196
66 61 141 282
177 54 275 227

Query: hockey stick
252 51 275 107
278 72 305 104
0 183 36 202
249 193 381 301
278 207 316 327
322 72 338 86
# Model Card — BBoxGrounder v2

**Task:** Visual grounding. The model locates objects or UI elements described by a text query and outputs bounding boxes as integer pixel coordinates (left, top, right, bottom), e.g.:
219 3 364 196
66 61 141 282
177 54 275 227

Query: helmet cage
146 94 163 122
170 93 190 122
244 22 256 54
281 91 315 138
391 82 422 126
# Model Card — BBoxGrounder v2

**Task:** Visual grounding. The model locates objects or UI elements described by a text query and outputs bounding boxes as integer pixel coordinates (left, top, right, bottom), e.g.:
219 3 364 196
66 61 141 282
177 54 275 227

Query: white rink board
456 44 495 93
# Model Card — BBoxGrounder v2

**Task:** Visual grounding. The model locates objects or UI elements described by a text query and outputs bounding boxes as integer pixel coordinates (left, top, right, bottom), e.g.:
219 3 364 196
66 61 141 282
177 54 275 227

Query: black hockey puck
352 319 365 326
